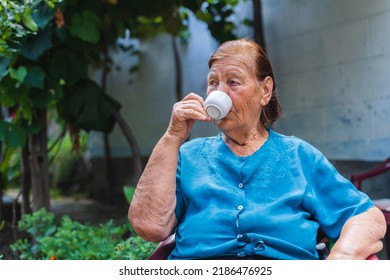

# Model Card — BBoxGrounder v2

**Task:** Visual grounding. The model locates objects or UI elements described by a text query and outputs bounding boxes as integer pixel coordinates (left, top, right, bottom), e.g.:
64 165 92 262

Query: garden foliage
11 208 157 260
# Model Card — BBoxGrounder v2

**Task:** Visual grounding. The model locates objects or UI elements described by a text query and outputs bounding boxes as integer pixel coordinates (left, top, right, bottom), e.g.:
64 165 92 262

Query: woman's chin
214 117 232 129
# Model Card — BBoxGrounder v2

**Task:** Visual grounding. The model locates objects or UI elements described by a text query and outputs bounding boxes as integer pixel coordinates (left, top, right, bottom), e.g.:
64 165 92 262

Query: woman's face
207 56 272 132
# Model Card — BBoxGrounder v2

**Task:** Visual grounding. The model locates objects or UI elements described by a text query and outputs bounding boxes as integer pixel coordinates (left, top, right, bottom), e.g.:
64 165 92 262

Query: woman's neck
222 125 269 157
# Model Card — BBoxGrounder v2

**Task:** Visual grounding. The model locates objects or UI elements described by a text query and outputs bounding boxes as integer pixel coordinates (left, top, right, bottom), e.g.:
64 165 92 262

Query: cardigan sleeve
174 150 185 225
302 152 374 240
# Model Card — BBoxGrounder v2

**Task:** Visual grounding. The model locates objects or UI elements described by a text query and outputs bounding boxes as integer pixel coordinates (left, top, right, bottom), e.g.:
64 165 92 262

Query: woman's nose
216 82 229 93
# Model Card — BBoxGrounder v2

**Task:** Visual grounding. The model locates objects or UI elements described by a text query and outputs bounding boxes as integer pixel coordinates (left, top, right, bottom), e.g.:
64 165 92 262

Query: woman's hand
166 93 211 142
327 207 386 259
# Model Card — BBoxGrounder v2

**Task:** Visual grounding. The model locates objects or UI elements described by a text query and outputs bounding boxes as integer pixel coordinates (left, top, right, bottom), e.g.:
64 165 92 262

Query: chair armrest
366 254 379 260
147 234 176 260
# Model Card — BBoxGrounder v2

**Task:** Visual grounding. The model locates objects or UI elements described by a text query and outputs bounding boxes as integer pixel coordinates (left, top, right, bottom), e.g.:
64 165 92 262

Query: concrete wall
262 0 390 161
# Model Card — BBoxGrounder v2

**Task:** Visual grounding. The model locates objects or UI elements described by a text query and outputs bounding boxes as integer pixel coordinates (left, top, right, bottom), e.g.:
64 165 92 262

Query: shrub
11 209 156 260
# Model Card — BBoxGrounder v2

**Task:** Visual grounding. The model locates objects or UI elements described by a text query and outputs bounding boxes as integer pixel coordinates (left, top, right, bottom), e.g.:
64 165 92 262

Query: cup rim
205 104 222 119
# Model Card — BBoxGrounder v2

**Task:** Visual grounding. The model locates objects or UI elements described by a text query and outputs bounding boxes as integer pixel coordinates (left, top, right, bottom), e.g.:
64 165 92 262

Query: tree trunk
101 50 117 204
0 176 3 220
0 107 4 219
103 133 116 204
252 0 266 51
112 111 143 186
100 49 143 190
29 108 51 212
172 36 183 102
21 144 32 214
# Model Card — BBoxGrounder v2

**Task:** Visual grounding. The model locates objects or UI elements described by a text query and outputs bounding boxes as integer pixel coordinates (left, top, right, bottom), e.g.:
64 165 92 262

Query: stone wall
263 0 390 161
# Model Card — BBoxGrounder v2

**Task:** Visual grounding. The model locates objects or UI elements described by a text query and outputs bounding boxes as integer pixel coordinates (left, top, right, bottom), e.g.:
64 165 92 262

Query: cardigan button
237 234 248 241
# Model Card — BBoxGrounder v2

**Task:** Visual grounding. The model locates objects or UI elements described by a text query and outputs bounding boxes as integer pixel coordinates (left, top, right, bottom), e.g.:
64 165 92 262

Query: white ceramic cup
204 90 232 120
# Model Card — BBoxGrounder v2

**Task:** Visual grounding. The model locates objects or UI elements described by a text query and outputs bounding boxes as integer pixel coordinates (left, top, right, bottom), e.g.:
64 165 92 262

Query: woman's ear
260 76 273 106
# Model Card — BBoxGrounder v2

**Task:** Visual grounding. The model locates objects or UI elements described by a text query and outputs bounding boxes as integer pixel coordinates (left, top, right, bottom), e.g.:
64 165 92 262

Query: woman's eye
228 80 239 86
208 80 218 86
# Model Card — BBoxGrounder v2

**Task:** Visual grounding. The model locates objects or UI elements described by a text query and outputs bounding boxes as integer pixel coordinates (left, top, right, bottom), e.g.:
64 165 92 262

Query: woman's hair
208 38 282 127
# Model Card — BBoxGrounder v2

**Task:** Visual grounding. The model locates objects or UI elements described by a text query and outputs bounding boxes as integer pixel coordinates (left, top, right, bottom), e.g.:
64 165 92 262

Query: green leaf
19 28 53 60
0 122 27 148
45 225 57 237
28 88 53 108
55 26 69 42
10 125 27 148
31 2 56 29
194 10 212 22
49 48 88 86
0 121 7 142
242 18 253 27
59 79 120 132
58 81 86 121
0 56 11 79
30 244 41 255
18 100 34 123
0 147 16 174
0 76 29 107
10 66 27 83
46 76 64 101
22 13 38 32
23 65 45 89
123 186 135 204
0 78 16 107
225 0 239 6
24 120 42 135
69 11 102 44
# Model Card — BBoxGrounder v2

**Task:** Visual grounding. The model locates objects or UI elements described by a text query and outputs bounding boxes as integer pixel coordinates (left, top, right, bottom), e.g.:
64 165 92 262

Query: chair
147 233 379 260
350 157 390 259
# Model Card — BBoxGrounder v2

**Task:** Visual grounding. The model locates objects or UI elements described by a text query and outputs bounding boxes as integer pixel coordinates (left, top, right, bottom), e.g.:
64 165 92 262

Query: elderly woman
129 38 386 260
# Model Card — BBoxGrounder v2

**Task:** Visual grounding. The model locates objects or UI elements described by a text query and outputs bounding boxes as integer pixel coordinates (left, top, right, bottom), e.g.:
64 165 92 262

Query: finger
182 92 206 105
174 98 205 112
174 105 209 121
181 102 212 122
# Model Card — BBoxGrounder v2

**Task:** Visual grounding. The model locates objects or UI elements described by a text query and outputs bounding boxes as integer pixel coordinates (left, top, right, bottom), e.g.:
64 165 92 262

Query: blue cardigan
169 129 374 259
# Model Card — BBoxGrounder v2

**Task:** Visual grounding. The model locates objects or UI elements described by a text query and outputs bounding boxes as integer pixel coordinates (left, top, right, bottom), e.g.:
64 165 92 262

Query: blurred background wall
264 0 390 161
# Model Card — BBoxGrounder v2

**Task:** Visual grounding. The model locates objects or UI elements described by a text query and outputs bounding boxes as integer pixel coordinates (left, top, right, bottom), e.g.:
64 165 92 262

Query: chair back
351 158 390 190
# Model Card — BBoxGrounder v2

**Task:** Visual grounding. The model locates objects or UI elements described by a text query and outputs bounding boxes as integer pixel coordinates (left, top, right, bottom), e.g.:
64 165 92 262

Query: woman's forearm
129 93 209 242
128 133 182 242
327 206 386 259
